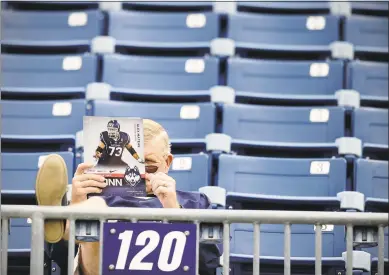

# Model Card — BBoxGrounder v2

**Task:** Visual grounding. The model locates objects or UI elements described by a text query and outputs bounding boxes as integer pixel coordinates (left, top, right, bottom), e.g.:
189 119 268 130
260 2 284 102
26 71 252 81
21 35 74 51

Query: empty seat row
2 54 388 105
2 10 388 54
4 0 389 14
2 100 388 150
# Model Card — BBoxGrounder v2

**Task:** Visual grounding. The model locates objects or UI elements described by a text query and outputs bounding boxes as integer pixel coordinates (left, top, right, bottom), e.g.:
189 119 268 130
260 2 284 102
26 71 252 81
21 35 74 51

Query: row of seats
2 10 388 55
6 154 388 269
4 0 389 14
2 54 388 105
3 101 388 150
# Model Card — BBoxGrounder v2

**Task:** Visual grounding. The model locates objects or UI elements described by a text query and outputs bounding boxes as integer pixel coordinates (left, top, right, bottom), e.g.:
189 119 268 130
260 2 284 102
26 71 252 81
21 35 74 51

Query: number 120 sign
103 222 197 275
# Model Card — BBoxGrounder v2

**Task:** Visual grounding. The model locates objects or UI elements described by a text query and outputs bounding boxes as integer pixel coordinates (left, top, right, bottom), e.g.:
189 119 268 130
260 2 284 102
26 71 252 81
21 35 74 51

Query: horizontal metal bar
2 205 388 225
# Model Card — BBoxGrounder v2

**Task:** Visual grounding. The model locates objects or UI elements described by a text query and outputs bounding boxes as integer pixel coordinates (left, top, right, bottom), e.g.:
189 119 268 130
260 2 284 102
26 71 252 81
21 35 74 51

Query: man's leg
35 154 68 243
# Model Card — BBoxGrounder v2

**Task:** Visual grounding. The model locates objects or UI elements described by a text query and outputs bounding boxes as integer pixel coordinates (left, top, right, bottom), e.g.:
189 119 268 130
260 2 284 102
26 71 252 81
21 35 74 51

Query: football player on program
94 120 144 167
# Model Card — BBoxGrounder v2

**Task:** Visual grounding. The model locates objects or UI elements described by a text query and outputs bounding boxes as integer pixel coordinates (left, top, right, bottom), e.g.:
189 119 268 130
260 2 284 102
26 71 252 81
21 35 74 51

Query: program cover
83 116 146 198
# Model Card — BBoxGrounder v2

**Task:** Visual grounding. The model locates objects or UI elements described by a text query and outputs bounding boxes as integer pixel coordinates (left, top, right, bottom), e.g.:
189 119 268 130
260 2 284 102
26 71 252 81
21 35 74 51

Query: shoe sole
35 154 68 243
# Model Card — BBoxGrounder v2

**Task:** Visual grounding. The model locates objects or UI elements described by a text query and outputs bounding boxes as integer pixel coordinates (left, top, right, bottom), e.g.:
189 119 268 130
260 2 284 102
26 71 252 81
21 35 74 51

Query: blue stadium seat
89 100 215 140
346 61 388 104
227 58 344 104
354 159 388 211
230 223 345 274
102 54 219 101
122 1 213 10
1 10 103 49
2 99 85 142
227 13 340 54
217 155 347 210
2 54 97 97
1 152 74 199
344 16 388 55
108 11 219 51
168 154 210 191
351 1 389 13
222 104 345 145
353 108 388 147
8 218 31 255
236 1 330 12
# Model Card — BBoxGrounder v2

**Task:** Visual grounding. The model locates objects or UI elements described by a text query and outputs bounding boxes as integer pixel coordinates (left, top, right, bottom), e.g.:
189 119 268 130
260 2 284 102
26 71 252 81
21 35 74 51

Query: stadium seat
346 61 388 104
227 58 344 104
169 154 210 191
2 99 85 139
236 1 330 12
89 100 215 140
108 11 219 51
102 54 219 101
8 218 31 255
1 54 97 97
1 10 103 50
344 16 388 55
217 154 347 210
354 159 388 212
122 1 213 11
230 223 345 274
353 108 388 147
222 104 345 144
351 2 389 15
227 13 340 55
1 152 74 200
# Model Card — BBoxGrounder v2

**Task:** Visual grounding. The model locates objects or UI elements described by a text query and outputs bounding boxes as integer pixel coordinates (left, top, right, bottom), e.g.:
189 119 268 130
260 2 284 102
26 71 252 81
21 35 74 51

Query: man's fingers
81 187 103 195
80 180 107 189
75 163 95 176
74 173 105 183
154 185 168 196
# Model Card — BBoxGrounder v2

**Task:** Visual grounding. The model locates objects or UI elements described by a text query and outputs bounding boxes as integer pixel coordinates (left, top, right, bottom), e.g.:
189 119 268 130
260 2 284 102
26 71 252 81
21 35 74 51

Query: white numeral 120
115 230 187 271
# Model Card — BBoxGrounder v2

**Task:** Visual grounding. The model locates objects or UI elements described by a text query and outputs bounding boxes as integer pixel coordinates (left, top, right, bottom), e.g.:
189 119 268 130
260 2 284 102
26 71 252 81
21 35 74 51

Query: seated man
35 119 221 275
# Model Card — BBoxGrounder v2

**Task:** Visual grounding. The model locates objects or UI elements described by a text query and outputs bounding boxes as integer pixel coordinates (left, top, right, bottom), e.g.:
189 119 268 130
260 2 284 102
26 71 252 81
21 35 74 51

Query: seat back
103 54 219 91
355 159 388 201
347 61 388 100
90 100 215 139
217 155 347 197
2 10 103 46
2 99 85 136
108 11 218 45
2 54 97 93
9 218 31 252
344 16 388 48
227 59 343 97
353 108 388 145
222 105 345 143
2 152 74 197
169 154 209 191
228 13 339 46
231 223 345 257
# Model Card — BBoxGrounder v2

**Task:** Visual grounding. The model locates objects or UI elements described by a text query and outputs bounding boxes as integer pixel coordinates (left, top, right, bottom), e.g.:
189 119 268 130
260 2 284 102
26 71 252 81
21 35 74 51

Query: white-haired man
36 119 221 275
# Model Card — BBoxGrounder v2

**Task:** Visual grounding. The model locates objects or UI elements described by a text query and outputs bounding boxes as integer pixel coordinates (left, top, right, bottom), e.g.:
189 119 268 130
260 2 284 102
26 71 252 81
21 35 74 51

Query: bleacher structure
1 1 388 275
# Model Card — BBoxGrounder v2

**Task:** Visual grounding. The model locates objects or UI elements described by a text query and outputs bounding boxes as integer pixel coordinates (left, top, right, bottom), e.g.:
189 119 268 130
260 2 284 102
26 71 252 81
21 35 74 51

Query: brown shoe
35 154 68 243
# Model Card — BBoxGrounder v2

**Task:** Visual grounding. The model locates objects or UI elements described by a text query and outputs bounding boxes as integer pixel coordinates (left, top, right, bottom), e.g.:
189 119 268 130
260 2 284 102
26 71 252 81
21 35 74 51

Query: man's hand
71 163 107 205
137 157 145 164
146 173 180 208
94 151 102 159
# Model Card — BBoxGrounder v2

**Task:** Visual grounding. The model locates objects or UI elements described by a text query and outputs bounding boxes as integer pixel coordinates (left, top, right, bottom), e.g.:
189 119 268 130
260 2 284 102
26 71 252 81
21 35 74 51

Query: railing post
1 218 9 275
284 223 291 275
67 219 76 275
346 225 353 275
30 213 45 275
315 223 322 275
253 222 260 275
223 222 230 275
378 225 385 275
